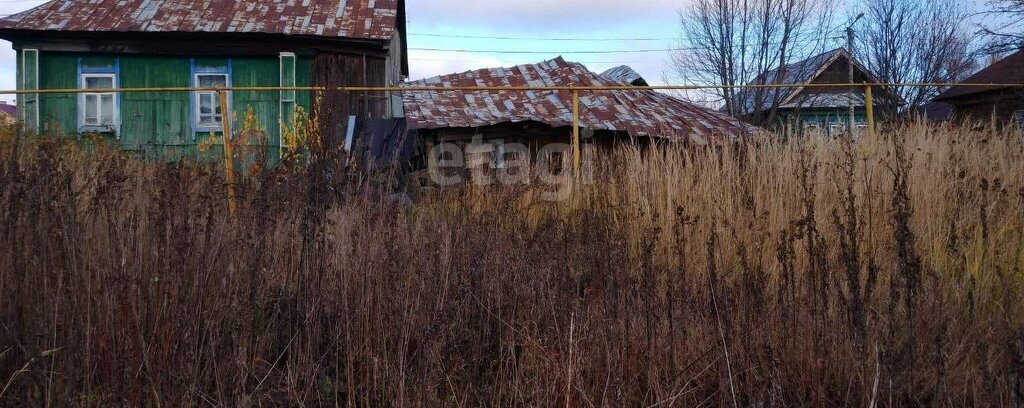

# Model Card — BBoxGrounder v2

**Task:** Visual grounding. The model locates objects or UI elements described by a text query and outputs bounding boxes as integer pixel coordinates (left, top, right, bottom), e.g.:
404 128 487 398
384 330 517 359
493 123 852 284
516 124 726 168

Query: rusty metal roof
402 57 754 144
0 0 400 41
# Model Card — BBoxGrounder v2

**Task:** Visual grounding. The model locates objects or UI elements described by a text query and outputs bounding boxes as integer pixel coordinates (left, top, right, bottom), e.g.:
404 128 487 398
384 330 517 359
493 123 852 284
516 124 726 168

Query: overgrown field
0 125 1022 406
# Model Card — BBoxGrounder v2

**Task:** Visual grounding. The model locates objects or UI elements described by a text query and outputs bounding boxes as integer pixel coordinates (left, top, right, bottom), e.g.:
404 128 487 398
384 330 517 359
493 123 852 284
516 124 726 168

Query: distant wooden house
933 50 1024 127
733 48 898 136
0 0 408 161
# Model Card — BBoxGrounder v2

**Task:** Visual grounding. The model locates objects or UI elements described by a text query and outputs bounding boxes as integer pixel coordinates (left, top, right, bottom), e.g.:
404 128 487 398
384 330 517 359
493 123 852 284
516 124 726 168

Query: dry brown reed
0 123 1022 406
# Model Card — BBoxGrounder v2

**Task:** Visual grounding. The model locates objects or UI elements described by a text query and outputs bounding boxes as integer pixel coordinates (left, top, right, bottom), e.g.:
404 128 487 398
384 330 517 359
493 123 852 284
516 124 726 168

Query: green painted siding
38 53 76 135
120 56 190 153
17 50 312 164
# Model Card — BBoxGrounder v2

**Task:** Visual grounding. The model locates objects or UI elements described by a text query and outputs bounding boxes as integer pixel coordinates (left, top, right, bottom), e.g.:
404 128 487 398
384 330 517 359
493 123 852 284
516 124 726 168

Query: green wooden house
732 48 899 136
0 0 408 162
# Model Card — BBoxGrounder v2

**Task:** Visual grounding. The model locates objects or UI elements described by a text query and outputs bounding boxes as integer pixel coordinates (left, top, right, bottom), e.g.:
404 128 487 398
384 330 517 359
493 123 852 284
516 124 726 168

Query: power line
408 32 675 41
410 47 678 54
410 57 660 64
409 38 844 55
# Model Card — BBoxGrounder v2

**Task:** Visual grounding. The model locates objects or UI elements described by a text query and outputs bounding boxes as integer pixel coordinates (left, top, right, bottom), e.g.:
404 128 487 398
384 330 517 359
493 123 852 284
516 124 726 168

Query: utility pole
847 13 864 137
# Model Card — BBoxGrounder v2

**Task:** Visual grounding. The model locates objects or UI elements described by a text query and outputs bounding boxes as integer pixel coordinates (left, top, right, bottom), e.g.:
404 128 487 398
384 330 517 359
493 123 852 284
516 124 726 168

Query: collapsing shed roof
402 57 754 145
0 0 401 41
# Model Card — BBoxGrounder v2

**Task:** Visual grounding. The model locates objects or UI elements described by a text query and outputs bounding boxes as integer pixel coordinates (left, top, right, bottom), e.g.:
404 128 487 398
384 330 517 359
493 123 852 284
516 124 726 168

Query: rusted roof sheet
402 57 755 144
0 0 400 41
600 65 648 86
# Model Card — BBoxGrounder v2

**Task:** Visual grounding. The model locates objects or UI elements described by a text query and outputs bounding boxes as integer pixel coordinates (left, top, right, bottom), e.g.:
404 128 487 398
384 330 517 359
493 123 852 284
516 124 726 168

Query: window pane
85 76 114 89
100 94 114 125
197 91 223 127
84 94 98 125
199 114 222 126
281 54 296 102
199 93 214 115
23 50 38 90
198 75 227 88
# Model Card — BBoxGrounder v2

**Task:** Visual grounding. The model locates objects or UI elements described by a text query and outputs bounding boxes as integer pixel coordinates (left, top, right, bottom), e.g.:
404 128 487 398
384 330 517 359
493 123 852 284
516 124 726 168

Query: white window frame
193 73 230 131
21 49 39 131
279 52 296 148
79 73 119 131
829 124 845 136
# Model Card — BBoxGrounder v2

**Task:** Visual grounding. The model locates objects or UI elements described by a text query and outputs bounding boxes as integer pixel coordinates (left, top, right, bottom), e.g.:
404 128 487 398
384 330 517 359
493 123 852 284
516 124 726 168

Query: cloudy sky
403 0 689 83
0 0 693 95
0 0 998 97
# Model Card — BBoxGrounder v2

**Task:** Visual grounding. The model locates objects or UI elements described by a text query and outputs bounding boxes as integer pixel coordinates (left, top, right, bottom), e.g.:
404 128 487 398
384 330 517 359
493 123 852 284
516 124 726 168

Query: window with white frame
829 124 845 136
80 73 117 128
194 73 229 129
20 49 39 131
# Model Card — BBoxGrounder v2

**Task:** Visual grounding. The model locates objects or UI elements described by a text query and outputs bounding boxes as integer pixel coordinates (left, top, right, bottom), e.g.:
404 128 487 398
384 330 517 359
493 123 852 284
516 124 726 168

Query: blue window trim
190 58 232 137
77 57 121 137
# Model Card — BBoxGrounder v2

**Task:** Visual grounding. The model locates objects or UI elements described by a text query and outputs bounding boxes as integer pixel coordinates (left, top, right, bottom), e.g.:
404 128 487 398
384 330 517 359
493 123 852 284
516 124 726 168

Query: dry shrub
0 124 1022 406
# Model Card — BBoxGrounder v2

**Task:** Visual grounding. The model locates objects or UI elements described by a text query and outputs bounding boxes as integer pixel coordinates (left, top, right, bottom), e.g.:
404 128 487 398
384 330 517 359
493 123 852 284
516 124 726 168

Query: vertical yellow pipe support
572 88 581 175
219 89 237 217
864 85 875 138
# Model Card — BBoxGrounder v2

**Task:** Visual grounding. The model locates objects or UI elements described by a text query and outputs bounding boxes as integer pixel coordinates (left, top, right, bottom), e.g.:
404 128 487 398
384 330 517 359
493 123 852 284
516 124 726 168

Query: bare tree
981 0 1024 52
857 0 977 116
671 0 837 127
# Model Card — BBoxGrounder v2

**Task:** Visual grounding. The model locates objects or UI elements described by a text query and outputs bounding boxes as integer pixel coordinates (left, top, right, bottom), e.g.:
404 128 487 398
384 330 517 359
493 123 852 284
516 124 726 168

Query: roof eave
0 28 393 55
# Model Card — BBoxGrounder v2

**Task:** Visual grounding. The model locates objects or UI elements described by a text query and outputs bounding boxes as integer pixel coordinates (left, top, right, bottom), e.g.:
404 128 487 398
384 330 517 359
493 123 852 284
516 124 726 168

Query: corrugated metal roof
781 92 866 109
0 0 400 41
733 48 847 115
600 65 648 86
402 57 754 144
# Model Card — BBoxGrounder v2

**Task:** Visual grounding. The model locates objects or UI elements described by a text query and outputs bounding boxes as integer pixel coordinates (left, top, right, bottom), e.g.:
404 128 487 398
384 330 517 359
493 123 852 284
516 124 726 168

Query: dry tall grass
0 124 1022 406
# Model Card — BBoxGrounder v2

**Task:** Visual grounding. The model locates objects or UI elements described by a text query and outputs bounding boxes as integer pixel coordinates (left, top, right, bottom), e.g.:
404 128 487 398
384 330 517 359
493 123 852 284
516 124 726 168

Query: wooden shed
401 58 755 180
